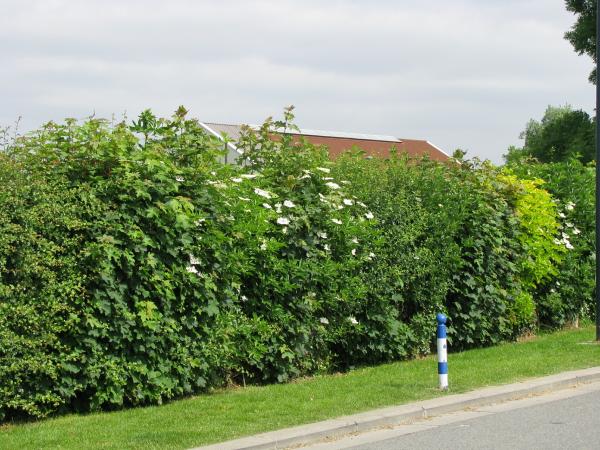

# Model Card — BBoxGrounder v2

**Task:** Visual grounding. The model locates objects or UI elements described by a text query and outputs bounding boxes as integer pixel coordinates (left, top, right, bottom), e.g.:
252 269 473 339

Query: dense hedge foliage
507 159 595 327
0 108 594 421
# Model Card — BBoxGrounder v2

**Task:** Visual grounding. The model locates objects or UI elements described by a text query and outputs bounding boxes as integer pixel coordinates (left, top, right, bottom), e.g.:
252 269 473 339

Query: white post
436 313 448 390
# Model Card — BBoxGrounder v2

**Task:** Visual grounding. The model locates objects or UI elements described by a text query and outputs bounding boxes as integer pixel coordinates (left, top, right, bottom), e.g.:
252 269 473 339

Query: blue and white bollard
436 313 448 390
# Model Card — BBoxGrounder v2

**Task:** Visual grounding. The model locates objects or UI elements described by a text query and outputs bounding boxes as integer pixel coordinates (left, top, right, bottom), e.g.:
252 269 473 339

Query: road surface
302 381 600 450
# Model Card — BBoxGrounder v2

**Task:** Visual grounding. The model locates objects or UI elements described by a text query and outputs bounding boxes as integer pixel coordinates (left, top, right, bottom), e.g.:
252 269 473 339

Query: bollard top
436 313 447 324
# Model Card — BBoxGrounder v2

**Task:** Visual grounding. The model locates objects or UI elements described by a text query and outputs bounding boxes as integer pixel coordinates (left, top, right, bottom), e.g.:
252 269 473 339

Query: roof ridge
202 121 242 127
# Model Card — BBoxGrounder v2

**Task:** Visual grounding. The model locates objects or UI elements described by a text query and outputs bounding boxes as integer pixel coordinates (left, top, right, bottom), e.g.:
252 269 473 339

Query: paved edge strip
194 366 600 450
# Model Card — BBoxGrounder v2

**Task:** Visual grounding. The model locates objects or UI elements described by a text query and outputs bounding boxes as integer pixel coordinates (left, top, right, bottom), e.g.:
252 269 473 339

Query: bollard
436 313 448 390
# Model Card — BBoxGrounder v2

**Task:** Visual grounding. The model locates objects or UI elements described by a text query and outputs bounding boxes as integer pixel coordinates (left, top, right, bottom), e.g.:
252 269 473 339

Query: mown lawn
1 326 599 450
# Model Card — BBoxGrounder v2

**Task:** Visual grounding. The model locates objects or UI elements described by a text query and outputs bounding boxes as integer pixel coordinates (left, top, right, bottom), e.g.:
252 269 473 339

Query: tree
504 105 595 164
564 0 597 84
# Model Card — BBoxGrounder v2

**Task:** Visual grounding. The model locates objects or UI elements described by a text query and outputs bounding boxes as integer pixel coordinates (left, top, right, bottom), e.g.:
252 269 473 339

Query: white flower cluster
554 232 574 250
254 188 272 199
186 254 201 275
555 202 578 250
186 265 198 274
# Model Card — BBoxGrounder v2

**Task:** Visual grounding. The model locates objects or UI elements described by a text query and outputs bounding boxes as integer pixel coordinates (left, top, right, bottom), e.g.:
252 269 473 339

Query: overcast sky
0 0 594 162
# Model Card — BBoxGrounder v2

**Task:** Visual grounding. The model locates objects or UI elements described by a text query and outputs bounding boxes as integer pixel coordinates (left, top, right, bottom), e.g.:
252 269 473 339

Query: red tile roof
288 133 448 161
200 122 449 162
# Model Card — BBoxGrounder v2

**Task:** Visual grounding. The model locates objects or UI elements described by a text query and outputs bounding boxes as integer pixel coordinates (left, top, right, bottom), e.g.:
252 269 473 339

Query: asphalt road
303 382 600 450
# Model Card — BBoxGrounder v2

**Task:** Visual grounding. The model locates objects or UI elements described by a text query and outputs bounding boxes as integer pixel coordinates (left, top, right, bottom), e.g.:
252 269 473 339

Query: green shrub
0 155 89 420
0 107 592 421
507 159 594 326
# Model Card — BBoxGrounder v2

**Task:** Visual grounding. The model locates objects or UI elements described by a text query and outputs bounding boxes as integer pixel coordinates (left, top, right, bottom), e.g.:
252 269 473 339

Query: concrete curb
194 366 600 450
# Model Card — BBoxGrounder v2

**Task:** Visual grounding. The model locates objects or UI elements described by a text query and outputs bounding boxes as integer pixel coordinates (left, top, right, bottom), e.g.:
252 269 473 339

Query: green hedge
0 108 592 421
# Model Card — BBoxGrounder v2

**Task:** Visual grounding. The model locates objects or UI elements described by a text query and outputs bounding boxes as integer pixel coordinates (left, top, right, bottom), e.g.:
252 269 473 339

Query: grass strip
1 326 599 449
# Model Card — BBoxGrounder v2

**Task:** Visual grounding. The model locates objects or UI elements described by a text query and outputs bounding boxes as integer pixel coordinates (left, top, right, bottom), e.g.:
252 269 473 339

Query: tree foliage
564 0 597 83
504 105 595 164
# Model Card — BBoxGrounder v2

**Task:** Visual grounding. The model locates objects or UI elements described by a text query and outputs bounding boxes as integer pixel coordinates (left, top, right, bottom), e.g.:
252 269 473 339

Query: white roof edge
426 140 450 157
199 121 239 152
271 126 401 143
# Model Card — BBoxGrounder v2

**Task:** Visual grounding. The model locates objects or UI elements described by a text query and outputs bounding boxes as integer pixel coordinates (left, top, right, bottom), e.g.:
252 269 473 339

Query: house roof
199 122 449 161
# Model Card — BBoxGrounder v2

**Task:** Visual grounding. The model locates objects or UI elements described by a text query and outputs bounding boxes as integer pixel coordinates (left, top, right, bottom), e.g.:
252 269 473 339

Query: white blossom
343 199 354 206
351 238 359 244
299 173 311 180
368 252 376 258
317 167 331 173
324 244 330 251
238 197 250 202
565 241 574 250
348 316 358 325
262 203 272 209
195 218 206 226
231 177 243 183
326 182 341 190
175 176 184 182
323 177 334 181
351 248 357 256
282 227 288 234
241 295 248 302
565 202 575 211
277 217 290 225
358 202 367 208
319 317 329 325
189 254 201 265
573 227 581 235
186 265 198 274
283 200 296 208
260 242 267 251
332 218 342 225
365 212 374 220
317 231 328 239
558 212 566 219
254 188 272 199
